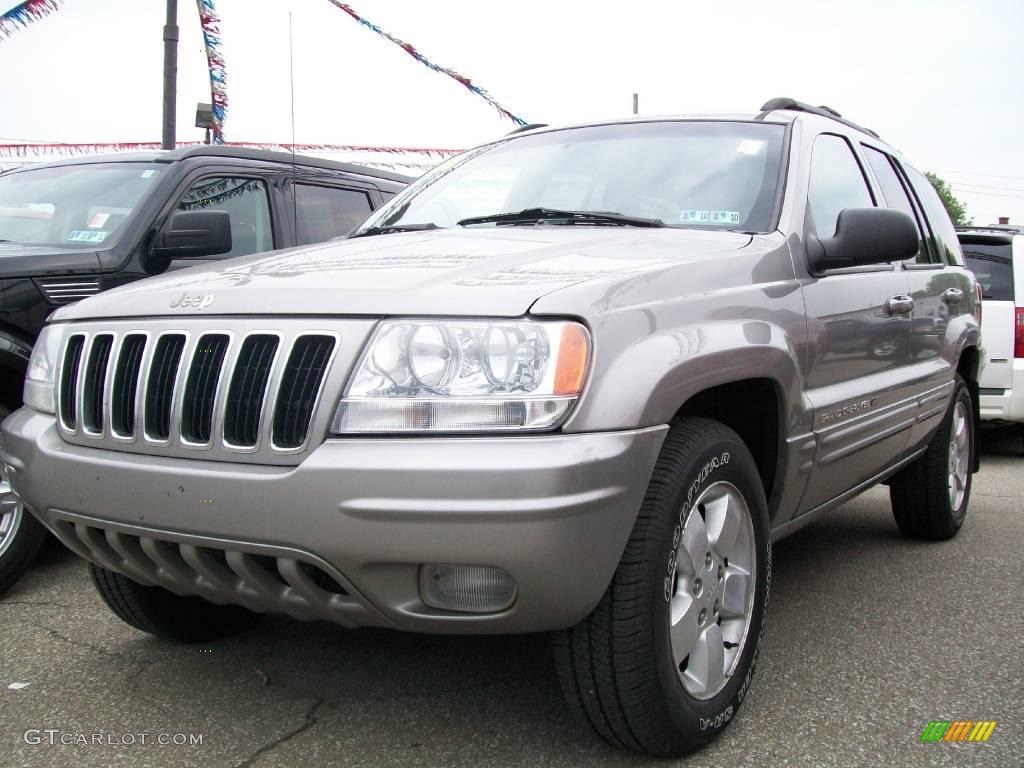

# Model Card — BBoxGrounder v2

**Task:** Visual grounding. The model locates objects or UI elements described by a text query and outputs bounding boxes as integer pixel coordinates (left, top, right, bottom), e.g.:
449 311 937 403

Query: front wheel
0 461 47 598
553 418 771 757
889 375 975 540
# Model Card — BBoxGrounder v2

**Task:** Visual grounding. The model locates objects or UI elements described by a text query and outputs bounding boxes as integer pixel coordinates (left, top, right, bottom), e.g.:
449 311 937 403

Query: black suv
0 146 409 593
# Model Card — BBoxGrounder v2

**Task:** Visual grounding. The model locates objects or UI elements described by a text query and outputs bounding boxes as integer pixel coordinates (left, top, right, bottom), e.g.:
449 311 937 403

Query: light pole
162 0 179 149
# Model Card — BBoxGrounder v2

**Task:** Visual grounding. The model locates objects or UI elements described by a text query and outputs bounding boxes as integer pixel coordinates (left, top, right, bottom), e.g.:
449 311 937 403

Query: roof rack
956 225 1022 234
506 123 548 135
756 97 880 139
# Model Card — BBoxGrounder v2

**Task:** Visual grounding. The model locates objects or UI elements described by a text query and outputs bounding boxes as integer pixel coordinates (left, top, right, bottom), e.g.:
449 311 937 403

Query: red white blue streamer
326 1 525 126
196 0 228 144
0 141 464 158
0 0 61 41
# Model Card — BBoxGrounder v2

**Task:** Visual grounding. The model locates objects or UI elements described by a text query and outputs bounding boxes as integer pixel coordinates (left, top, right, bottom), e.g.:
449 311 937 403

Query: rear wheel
553 419 771 756
889 376 974 540
89 563 263 642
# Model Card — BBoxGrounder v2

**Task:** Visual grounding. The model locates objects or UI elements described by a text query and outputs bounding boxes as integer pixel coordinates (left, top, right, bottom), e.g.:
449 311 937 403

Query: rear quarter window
905 165 965 266
960 240 1014 301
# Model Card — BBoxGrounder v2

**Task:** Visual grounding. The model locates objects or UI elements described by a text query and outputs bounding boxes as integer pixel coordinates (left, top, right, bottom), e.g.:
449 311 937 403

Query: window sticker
736 140 765 156
141 169 156 178
67 230 108 243
680 210 741 225
87 212 110 229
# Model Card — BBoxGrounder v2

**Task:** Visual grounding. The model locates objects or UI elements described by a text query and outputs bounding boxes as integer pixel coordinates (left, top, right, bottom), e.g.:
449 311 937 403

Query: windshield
0 163 163 248
356 121 787 235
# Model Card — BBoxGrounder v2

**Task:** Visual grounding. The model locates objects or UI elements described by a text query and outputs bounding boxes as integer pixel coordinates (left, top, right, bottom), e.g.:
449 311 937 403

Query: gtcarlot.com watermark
24 729 203 747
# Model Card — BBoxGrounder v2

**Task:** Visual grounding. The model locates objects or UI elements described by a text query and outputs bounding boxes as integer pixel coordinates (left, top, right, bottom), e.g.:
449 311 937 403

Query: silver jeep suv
0 99 981 756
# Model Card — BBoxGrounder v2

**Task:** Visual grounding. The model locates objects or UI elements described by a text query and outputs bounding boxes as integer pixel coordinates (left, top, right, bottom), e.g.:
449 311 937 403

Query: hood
0 242 102 277
52 227 751 321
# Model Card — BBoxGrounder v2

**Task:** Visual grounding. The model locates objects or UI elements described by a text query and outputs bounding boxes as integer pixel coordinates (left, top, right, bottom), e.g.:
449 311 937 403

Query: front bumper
1 409 666 633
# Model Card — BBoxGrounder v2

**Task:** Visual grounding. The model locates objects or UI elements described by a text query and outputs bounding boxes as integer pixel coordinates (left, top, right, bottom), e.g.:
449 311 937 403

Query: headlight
23 325 65 415
332 319 590 434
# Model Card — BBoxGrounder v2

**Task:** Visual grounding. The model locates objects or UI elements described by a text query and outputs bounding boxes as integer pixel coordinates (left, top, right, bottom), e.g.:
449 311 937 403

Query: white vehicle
959 226 1024 435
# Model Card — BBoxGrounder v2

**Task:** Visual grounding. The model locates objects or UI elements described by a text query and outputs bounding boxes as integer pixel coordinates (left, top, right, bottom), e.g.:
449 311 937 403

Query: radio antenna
289 10 298 237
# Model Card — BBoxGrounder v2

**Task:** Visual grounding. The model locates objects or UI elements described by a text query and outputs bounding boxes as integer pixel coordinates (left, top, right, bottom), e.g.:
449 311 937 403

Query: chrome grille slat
111 334 147 437
224 334 279 447
81 334 113 434
272 335 336 449
144 334 187 440
180 333 230 444
58 335 86 430
54 320 359 464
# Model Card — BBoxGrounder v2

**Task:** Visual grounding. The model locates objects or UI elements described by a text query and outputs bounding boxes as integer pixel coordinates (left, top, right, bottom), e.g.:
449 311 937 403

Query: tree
924 172 971 226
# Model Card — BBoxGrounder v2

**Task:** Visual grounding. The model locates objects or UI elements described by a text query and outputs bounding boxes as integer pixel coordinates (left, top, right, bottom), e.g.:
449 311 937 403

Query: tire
0 401 47 597
553 418 771 757
0 486 47 598
89 563 263 642
889 376 974 540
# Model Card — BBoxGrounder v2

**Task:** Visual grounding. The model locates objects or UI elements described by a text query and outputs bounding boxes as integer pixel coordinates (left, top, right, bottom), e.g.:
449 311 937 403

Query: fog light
420 564 517 613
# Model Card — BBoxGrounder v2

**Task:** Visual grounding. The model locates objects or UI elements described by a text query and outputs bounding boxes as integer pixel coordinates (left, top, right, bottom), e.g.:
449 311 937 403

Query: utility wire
950 187 1024 200
929 168 1024 182
947 182 1024 194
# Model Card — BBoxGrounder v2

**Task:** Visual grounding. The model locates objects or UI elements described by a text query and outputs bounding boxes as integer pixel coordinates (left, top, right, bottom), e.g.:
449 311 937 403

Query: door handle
885 295 915 316
942 288 964 305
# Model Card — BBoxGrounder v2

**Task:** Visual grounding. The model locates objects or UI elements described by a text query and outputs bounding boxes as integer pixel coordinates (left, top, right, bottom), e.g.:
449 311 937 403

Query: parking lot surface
1 429 1022 768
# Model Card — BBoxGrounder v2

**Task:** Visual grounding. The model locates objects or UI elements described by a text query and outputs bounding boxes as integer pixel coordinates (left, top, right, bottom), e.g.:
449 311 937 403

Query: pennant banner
325 1 526 126
0 141 464 158
0 0 61 40
196 0 228 144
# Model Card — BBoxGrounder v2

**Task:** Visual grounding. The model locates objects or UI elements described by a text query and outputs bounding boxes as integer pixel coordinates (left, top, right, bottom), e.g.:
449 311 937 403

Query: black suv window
294 184 373 245
904 166 964 267
176 177 273 258
862 146 933 265
807 134 874 238
961 240 1014 301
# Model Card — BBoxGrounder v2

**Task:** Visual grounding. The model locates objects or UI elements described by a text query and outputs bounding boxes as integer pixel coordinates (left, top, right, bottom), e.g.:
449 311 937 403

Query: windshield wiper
0 239 17 244
458 208 665 228
350 223 442 238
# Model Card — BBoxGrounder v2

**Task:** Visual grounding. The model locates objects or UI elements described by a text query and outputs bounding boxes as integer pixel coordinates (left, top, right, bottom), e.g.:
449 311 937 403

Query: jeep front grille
56 323 346 460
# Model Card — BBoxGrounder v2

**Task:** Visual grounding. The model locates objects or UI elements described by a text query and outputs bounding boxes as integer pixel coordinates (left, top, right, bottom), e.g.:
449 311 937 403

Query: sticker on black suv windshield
680 210 741 225
67 230 108 243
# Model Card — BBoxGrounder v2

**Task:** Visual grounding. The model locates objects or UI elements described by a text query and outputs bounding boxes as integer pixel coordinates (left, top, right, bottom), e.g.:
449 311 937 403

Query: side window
862 146 932 265
807 134 874 238
176 177 273 258
294 185 373 245
904 165 964 266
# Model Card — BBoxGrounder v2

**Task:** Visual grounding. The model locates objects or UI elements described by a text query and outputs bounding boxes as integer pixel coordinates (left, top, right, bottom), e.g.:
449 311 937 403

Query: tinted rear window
961 241 1013 301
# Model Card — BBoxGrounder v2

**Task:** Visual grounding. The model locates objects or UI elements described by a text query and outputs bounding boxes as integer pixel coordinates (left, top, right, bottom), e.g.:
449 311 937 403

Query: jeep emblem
170 292 215 310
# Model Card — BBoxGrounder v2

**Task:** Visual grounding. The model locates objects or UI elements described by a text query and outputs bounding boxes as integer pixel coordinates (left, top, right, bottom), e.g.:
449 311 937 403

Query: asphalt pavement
1 428 1022 768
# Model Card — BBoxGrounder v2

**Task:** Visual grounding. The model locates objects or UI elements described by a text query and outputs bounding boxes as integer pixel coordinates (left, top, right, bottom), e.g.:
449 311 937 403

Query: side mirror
808 208 918 273
152 210 232 259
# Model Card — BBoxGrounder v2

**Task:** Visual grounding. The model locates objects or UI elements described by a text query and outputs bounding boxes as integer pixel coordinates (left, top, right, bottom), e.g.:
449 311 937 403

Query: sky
1 0 1022 224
